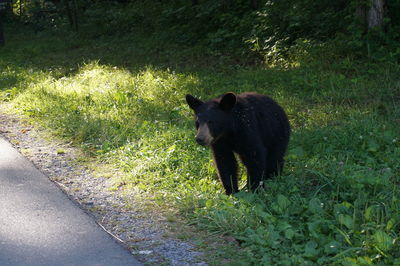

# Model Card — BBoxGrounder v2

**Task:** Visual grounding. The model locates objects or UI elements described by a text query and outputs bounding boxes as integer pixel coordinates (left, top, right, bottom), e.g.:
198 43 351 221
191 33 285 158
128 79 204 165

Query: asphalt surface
0 136 142 266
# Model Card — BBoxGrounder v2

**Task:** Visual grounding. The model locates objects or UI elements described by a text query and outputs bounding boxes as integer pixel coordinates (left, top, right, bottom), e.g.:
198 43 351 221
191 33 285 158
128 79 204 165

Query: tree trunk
72 0 78 31
222 0 232 9
63 0 78 31
250 0 258 9
367 0 384 29
355 0 367 28
64 0 73 28
0 16 4 46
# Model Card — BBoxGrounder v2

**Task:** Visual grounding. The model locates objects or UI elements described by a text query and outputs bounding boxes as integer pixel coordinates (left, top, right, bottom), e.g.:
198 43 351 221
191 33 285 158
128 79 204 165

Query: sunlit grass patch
10 62 198 146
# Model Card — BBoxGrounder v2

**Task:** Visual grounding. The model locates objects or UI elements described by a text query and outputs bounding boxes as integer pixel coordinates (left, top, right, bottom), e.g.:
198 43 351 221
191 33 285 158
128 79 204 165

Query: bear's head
185 92 237 146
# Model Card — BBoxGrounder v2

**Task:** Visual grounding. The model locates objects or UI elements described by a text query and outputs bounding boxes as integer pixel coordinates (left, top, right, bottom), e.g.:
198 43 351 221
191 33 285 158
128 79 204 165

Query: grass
1 21 400 265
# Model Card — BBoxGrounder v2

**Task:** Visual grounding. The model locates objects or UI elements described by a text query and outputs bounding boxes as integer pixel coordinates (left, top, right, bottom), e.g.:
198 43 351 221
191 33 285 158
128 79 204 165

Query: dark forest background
1 0 399 63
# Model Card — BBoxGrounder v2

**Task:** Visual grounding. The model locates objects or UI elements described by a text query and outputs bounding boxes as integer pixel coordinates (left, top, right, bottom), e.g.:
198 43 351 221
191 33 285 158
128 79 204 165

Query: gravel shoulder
0 104 207 266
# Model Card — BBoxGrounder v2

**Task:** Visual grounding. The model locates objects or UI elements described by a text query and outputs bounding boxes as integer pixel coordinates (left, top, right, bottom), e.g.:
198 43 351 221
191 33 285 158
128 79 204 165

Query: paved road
0 136 142 266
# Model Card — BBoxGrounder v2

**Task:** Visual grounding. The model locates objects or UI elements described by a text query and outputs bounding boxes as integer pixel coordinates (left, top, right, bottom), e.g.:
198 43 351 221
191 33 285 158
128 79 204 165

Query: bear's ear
186 94 204 111
220 92 236 111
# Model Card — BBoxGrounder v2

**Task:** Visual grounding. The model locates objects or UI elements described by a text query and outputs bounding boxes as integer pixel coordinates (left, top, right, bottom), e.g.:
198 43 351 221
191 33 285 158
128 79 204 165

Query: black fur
186 92 290 195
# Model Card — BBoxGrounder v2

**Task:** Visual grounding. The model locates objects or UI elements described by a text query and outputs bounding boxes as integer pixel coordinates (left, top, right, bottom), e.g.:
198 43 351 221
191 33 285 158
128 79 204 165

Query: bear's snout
195 122 213 146
195 136 208 146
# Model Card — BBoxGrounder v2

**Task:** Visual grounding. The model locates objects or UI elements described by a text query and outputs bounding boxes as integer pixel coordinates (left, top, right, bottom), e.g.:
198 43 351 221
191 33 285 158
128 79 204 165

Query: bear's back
234 92 290 147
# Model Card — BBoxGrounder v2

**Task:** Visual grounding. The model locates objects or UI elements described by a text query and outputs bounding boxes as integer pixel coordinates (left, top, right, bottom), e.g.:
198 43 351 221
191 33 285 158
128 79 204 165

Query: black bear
186 92 290 195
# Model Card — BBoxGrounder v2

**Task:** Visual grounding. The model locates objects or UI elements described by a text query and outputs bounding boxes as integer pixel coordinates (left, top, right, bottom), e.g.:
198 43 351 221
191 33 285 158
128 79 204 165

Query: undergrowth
1 22 400 265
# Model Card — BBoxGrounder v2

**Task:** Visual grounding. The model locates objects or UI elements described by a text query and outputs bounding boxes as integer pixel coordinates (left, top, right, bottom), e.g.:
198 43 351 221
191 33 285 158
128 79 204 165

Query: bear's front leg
211 142 239 195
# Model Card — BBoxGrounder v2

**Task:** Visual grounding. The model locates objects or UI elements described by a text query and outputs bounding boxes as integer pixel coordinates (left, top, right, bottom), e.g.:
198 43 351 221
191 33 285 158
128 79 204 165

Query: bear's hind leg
265 146 285 178
240 149 267 192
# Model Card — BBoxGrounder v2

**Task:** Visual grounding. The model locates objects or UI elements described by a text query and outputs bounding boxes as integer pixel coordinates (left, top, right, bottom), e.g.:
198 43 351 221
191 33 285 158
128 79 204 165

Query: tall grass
1 22 399 264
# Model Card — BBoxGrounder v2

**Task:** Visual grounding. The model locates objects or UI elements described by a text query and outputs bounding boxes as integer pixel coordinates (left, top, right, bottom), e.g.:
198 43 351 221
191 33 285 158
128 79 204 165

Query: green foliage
11 0 400 63
80 1 162 37
248 0 348 60
161 0 255 51
12 0 62 30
